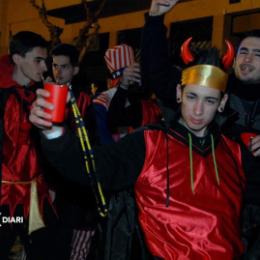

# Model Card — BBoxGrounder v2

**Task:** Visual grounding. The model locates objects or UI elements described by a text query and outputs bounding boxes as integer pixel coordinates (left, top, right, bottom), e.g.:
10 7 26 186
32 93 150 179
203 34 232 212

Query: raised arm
141 0 181 108
108 62 142 128
149 0 180 16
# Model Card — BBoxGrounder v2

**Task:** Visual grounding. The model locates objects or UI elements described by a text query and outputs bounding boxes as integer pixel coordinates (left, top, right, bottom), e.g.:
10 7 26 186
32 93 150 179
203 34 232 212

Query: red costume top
140 99 162 126
135 129 245 260
0 55 50 220
0 56 92 226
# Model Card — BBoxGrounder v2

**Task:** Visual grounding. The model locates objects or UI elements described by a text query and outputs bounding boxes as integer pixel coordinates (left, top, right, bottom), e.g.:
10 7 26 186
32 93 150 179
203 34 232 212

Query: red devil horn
180 37 195 64
222 40 235 70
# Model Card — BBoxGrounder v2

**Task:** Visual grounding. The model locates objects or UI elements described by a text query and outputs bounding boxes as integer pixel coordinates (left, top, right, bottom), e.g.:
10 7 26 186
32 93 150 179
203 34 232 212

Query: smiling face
52 55 79 84
234 36 260 84
177 84 228 137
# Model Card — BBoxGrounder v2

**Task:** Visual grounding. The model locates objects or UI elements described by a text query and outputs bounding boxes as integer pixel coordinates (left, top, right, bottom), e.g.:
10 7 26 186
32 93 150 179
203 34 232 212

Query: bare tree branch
30 0 106 61
30 0 63 47
74 0 106 52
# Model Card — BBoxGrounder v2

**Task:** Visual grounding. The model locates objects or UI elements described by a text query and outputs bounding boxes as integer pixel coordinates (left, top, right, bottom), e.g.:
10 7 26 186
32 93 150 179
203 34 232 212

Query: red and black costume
41 120 245 259
141 13 260 258
0 55 60 259
0 55 51 218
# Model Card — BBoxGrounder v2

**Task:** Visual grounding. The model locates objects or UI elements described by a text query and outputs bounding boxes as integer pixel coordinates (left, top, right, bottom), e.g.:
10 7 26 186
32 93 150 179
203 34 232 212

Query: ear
218 93 228 113
73 66 79 76
12 54 22 65
176 84 182 103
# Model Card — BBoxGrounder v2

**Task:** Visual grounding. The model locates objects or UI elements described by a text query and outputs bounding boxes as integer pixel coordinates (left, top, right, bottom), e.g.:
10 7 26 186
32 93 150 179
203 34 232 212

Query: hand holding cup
43 82 69 123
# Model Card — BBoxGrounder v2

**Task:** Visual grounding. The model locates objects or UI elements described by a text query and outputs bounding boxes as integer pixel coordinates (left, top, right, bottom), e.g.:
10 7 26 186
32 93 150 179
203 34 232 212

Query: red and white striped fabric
70 229 95 260
92 88 117 110
104 44 135 74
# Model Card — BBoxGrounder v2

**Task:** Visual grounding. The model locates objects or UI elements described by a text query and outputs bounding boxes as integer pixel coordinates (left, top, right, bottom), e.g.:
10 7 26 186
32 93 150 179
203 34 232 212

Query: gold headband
181 65 228 92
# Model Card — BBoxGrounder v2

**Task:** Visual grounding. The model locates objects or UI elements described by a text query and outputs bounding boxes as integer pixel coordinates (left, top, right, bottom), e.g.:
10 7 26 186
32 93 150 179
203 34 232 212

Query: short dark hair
243 29 260 39
236 29 260 49
9 31 48 57
196 48 221 68
185 47 222 69
51 43 79 66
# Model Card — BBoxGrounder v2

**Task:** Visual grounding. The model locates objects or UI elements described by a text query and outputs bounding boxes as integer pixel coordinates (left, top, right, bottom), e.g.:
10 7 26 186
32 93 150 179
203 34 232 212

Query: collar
167 120 221 156
0 55 17 88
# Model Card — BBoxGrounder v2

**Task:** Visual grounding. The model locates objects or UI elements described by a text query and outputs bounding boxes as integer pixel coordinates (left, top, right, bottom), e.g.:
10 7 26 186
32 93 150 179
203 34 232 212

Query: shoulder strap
69 89 108 217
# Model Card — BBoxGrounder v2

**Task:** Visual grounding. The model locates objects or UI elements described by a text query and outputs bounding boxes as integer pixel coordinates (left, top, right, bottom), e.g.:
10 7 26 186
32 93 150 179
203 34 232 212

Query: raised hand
250 135 260 157
29 88 54 129
120 62 141 90
149 0 180 16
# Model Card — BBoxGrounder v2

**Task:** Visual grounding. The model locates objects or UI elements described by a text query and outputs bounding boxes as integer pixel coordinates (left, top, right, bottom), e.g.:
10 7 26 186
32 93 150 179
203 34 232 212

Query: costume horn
222 40 235 70
180 37 195 64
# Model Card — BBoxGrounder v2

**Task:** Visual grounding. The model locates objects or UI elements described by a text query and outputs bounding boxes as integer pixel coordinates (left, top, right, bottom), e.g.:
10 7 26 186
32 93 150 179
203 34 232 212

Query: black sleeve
41 129 146 191
141 14 181 108
107 87 129 128
84 104 100 145
107 87 142 129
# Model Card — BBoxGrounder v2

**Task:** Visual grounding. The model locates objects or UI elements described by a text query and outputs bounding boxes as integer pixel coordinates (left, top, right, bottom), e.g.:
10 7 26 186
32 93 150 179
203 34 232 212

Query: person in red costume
30 43 245 259
0 31 68 260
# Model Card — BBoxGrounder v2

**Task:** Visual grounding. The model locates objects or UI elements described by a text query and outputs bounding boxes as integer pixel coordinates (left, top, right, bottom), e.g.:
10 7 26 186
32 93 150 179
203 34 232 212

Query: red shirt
135 129 245 259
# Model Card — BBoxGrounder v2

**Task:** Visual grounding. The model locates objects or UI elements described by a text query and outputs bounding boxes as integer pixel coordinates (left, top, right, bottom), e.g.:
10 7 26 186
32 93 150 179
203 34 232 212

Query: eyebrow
34 56 46 61
186 92 219 100
52 63 69 67
240 47 260 53
205 96 219 101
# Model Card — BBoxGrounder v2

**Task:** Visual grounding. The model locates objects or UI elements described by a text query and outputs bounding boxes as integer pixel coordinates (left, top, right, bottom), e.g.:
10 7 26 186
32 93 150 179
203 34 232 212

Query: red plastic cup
44 82 69 123
240 132 257 149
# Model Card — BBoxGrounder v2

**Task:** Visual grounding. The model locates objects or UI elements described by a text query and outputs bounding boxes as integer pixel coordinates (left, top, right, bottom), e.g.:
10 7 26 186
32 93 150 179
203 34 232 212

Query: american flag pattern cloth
104 44 135 78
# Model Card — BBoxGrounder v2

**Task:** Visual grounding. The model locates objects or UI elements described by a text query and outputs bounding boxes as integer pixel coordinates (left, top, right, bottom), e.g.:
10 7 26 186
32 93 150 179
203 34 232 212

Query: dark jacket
141 14 260 206
223 74 260 205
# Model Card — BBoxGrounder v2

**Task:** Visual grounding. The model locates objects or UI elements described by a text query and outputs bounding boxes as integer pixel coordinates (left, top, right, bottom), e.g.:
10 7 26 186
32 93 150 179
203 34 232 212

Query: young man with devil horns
29 36 245 258
141 0 260 258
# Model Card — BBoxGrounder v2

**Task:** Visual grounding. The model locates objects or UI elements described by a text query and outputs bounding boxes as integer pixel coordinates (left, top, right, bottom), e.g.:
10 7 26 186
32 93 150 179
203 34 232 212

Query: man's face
177 84 227 137
52 55 79 84
15 47 47 83
234 36 260 84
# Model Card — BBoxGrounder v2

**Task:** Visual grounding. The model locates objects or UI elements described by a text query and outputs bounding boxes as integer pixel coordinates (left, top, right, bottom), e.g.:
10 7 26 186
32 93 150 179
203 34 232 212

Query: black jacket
141 14 260 206
223 74 260 205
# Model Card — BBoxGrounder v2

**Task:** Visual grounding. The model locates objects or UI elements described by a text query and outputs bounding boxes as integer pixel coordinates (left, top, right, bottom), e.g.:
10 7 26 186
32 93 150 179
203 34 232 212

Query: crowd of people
0 0 260 259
